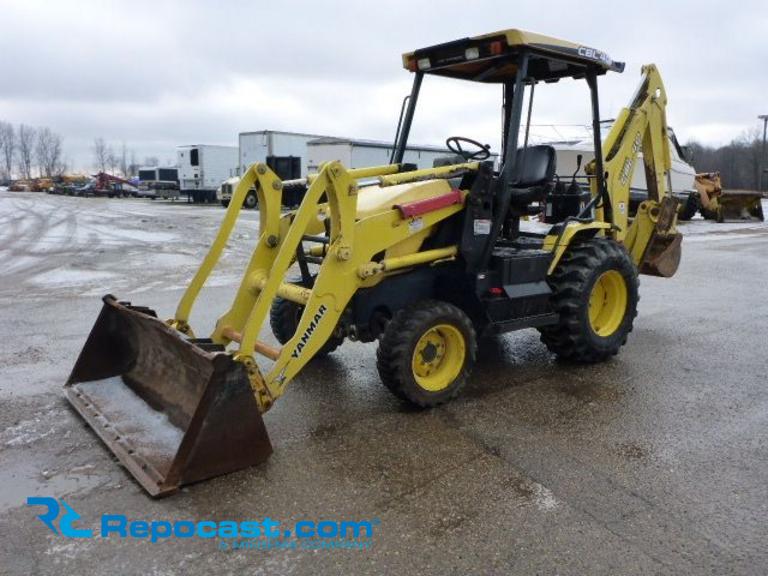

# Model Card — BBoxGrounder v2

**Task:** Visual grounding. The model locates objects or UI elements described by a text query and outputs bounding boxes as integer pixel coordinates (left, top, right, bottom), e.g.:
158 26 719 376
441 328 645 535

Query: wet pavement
1 191 767 575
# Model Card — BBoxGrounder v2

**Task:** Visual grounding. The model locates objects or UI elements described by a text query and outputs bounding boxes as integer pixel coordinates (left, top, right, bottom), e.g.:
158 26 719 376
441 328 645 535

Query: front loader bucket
65 295 272 497
717 192 765 222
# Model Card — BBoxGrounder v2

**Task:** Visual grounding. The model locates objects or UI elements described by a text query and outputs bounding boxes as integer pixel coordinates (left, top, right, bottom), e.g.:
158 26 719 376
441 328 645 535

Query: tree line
0 121 65 181
0 121 166 182
685 127 766 191
92 137 160 179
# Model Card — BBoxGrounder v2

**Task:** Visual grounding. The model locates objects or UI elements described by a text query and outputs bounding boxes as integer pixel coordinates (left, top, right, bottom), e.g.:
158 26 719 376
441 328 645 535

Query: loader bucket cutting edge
65 295 272 497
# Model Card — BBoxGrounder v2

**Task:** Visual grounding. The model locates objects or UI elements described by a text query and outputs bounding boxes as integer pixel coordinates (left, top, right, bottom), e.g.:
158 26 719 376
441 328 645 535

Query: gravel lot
1 191 767 575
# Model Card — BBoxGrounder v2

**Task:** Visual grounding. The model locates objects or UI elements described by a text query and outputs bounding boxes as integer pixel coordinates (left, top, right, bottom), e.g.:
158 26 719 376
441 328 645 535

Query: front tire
538 238 639 363
243 191 257 209
269 297 343 358
376 300 477 407
678 193 700 220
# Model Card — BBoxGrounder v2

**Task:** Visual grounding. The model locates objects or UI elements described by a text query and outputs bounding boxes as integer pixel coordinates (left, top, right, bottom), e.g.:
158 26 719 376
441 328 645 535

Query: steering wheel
446 136 491 161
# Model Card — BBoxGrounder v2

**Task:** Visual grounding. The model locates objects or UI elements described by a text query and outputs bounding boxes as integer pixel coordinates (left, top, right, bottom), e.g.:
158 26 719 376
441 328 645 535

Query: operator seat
508 145 556 208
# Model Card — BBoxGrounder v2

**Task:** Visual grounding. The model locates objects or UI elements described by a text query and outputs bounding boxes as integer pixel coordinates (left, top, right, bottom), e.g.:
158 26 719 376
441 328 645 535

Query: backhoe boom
596 64 682 277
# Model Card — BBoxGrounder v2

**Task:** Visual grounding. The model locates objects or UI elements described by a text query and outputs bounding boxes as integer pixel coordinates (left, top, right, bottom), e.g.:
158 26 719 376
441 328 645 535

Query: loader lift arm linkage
169 160 476 412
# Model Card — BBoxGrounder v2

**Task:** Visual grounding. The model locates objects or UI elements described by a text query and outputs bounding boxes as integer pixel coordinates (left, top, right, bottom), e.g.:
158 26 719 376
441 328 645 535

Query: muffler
65 295 272 497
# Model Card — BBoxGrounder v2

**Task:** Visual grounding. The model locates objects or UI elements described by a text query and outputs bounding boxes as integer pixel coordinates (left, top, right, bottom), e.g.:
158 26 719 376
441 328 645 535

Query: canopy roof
402 29 624 83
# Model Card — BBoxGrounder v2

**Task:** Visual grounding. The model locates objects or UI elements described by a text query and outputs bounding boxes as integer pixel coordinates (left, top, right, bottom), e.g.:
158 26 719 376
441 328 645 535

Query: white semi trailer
177 144 238 203
218 131 472 208
218 130 333 207
307 137 454 172
239 130 331 178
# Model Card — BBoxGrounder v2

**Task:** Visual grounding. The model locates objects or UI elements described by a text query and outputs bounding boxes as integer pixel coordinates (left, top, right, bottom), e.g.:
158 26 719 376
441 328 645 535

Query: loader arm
170 160 472 412
592 64 682 277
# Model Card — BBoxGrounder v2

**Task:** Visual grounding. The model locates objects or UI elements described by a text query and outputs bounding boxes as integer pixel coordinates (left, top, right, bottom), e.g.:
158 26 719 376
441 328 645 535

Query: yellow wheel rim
411 324 466 392
588 270 628 337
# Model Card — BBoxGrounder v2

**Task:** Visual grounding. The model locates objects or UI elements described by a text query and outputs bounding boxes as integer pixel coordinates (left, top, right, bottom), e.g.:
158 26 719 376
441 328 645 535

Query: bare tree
128 150 139 177
107 150 119 175
143 156 159 167
687 126 765 190
0 121 15 180
120 142 128 176
17 124 36 179
35 127 64 177
93 137 111 173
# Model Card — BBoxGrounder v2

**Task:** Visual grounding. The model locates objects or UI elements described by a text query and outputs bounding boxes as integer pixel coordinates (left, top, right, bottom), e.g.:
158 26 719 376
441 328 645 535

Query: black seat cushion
508 145 556 207
512 145 556 187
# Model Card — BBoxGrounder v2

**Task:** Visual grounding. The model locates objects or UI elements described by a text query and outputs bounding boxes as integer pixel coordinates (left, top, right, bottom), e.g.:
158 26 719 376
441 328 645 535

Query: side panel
307 143 352 172
352 146 455 171
239 133 269 177
200 146 239 190
177 146 238 192
177 147 196 190
400 148 456 170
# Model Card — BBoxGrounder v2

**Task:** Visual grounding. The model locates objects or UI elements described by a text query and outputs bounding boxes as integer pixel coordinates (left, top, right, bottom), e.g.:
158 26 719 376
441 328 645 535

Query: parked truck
177 145 238 203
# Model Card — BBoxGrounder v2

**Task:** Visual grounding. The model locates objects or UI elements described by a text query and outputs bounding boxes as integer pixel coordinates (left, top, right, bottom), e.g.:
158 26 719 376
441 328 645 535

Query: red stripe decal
395 189 463 218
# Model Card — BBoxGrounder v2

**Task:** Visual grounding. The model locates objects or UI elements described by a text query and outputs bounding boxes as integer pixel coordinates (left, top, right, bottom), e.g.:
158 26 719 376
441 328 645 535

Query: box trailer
218 130 333 208
239 130 332 179
220 131 478 209
177 145 238 203
137 167 180 199
307 137 463 172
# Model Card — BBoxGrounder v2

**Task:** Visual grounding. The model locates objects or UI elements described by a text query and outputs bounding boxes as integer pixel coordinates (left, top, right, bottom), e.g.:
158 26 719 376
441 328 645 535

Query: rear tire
269 297 343 358
538 238 638 363
221 199 230 208
678 193 699 220
376 300 476 407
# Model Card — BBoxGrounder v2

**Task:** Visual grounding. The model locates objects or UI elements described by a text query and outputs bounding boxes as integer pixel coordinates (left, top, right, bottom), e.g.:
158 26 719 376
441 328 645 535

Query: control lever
568 154 583 194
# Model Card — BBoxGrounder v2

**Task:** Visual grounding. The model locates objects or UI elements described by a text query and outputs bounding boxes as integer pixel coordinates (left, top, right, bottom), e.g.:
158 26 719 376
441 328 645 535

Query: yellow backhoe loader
694 172 765 222
66 29 683 496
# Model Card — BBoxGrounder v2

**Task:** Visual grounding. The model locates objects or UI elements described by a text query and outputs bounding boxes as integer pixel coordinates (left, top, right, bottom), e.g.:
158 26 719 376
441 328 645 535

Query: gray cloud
1 0 765 170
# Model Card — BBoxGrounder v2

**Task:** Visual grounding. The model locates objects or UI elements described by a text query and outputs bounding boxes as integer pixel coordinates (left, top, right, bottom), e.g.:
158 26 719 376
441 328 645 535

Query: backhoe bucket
640 197 682 278
640 232 682 277
65 295 272 497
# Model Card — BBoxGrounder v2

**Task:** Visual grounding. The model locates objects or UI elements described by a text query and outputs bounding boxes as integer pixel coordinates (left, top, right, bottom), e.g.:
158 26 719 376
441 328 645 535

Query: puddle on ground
0 456 107 511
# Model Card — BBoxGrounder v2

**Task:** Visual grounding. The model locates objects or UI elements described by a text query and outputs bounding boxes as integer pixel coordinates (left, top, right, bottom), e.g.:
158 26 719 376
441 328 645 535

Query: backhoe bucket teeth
64 295 272 497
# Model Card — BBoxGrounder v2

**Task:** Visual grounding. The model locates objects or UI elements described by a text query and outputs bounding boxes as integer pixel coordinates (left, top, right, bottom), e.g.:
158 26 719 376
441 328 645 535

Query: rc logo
27 497 93 538
26 497 378 550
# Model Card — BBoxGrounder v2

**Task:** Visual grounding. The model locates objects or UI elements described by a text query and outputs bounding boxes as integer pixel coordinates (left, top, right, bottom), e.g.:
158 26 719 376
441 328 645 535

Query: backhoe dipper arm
592 63 682 277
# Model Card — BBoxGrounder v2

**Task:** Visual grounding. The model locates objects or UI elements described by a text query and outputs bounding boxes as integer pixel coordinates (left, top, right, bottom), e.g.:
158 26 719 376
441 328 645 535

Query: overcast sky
1 0 766 171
